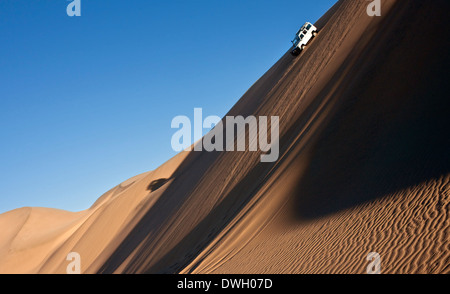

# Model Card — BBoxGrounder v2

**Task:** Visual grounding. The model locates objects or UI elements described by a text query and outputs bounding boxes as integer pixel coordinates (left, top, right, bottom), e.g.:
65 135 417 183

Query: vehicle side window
306 24 311 30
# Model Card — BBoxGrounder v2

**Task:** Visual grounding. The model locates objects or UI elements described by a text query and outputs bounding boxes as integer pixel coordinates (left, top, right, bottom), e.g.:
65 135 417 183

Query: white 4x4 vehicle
291 22 318 56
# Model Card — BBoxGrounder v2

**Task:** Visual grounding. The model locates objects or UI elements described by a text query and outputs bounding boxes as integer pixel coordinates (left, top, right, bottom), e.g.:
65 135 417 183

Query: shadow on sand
293 0 450 219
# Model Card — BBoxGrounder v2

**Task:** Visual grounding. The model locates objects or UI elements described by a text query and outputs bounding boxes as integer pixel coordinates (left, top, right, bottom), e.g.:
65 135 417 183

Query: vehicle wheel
312 31 317 37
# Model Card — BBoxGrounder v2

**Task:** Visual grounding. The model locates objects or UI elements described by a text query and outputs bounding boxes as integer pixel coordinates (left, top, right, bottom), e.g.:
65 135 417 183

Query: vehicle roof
296 22 314 35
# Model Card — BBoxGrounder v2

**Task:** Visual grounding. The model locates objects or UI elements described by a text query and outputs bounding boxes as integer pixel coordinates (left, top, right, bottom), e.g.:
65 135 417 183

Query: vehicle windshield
292 36 300 45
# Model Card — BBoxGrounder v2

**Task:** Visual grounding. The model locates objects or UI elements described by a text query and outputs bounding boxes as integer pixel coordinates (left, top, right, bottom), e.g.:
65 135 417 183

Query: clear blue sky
0 0 336 214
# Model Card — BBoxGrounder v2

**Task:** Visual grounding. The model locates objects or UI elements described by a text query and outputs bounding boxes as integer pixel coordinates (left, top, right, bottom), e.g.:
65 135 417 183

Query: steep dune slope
180 0 450 274
0 0 448 274
97 0 449 274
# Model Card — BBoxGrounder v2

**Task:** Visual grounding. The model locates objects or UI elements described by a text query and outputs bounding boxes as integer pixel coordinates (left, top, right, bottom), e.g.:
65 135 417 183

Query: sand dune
0 0 449 274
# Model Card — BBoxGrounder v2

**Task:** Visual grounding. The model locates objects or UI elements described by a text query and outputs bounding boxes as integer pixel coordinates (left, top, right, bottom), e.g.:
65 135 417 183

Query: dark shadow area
143 159 274 274
96 148 221 273
293 0 450 220
147 178 170 192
